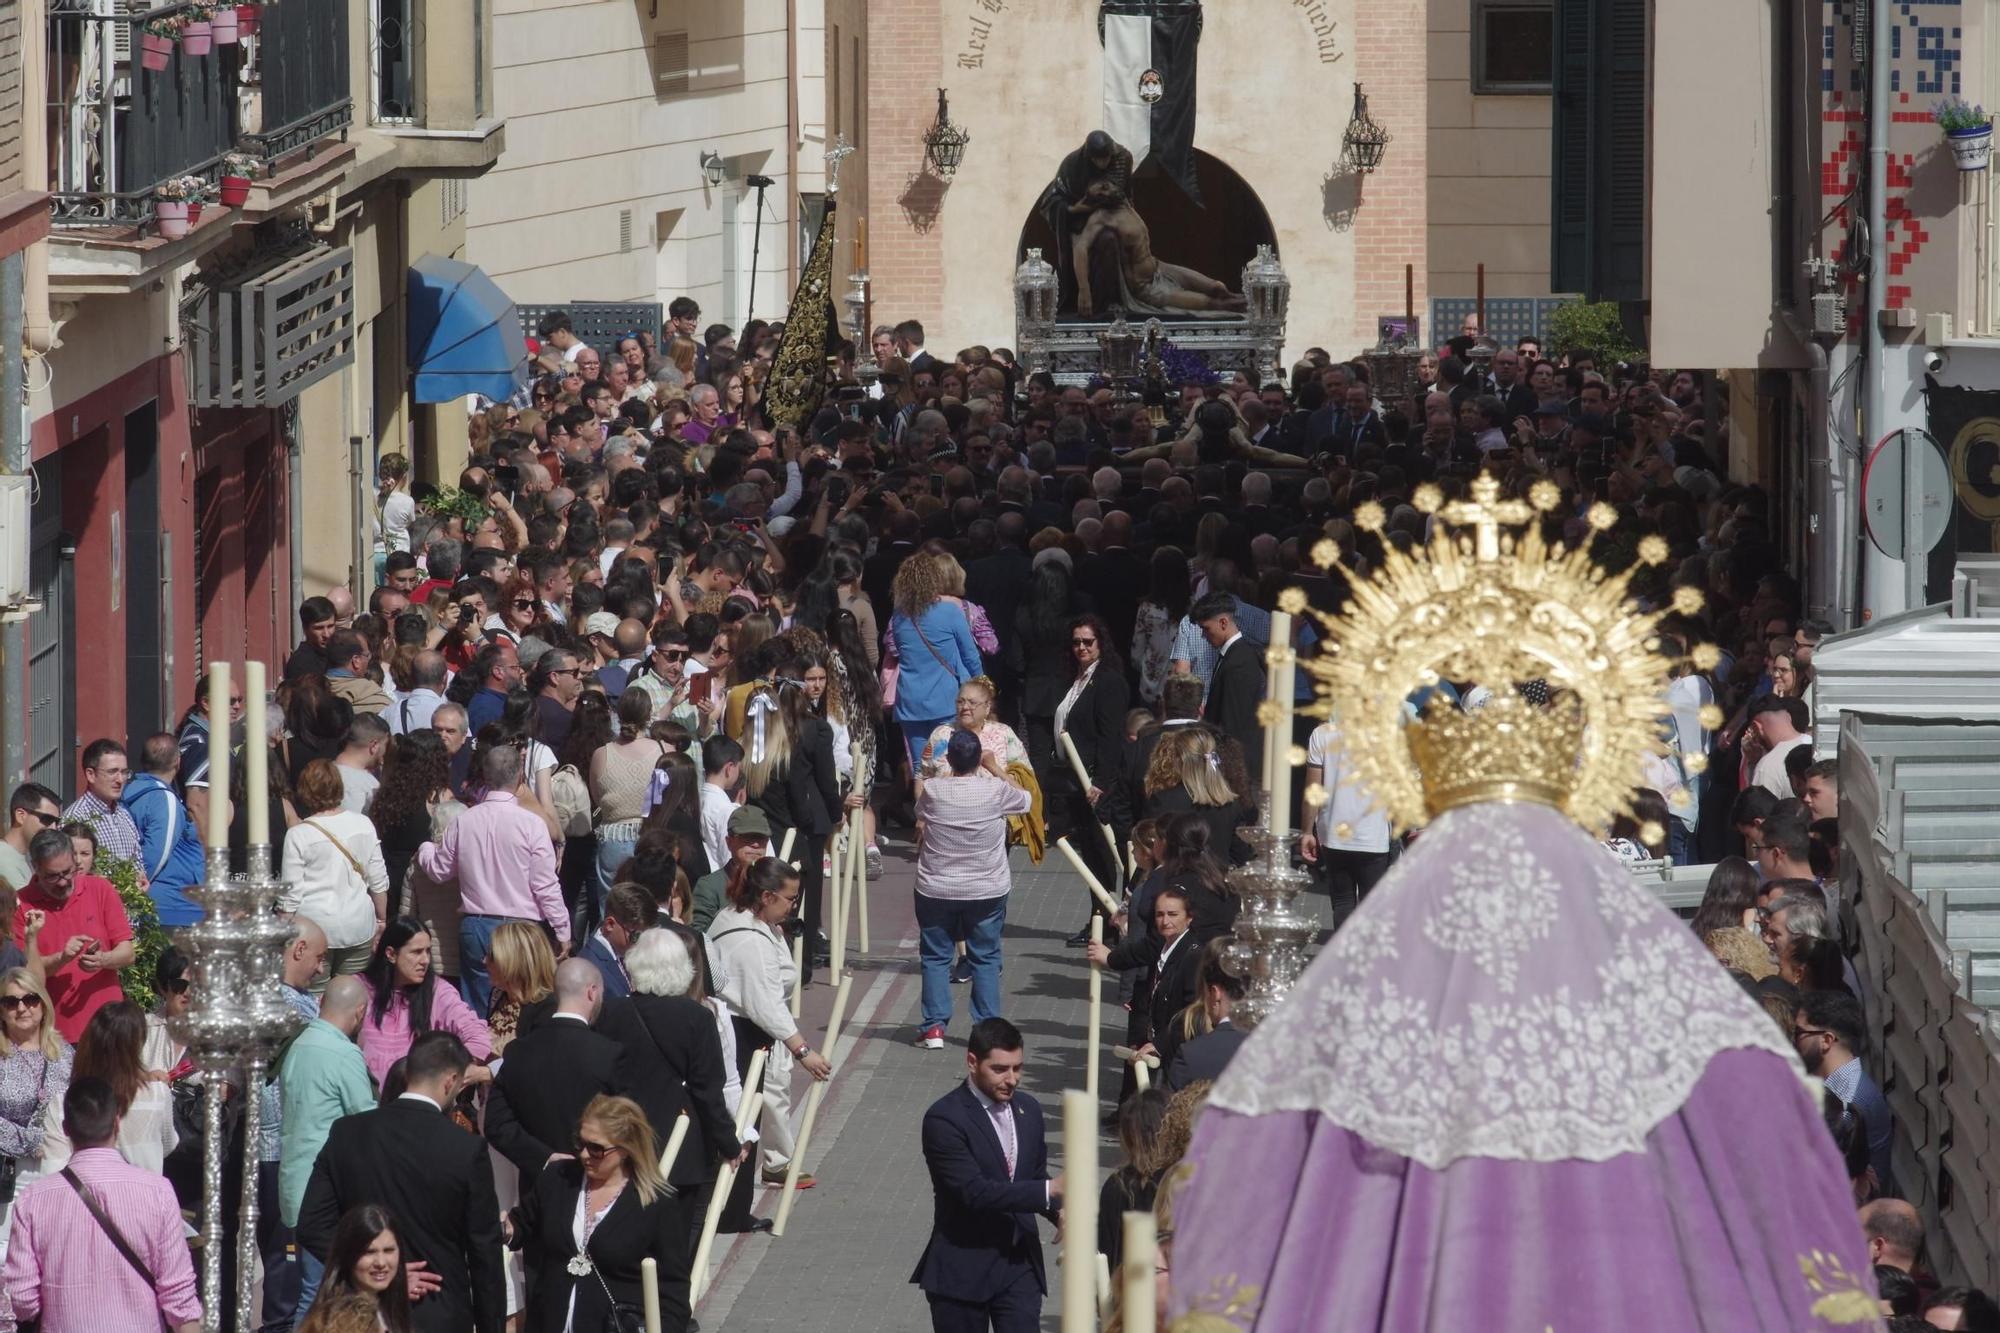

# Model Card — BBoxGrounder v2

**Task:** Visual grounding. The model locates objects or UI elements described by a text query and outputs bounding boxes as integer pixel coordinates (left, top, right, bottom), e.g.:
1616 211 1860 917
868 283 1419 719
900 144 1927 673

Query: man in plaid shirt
61 739 143 867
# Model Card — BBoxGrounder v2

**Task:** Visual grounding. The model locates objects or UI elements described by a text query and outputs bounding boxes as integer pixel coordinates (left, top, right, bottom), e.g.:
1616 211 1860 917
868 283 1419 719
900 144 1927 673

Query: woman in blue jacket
888 552 983 773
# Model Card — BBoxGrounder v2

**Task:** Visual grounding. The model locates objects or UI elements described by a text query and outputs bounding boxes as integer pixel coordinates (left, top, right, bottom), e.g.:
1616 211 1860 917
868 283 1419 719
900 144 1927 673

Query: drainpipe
1858 0 1903 619
2 253 25 789
1786 310 1841 627
22 0 53 355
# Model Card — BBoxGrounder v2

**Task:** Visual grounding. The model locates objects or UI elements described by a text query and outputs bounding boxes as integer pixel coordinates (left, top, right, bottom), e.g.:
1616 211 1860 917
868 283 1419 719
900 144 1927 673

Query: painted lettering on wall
1294 0 1345 65
956 0 1006 69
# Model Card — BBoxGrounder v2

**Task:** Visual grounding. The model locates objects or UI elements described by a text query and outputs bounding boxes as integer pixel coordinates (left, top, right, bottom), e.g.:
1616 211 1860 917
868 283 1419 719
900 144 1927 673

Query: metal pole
201 1076 227 1331
747 179 770 322
1859 0 1903 619
237 1059 265 1333
1 252 27 789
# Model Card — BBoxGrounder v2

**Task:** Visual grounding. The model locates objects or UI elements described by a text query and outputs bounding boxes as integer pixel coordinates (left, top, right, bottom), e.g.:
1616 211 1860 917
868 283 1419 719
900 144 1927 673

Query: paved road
695 835 1113 1332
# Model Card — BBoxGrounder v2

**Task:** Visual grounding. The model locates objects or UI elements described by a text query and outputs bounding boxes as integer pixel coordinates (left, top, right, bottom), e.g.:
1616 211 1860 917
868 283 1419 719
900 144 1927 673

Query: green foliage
1936 98 1992 133
95 854 171 1013
420 487 490 525
1544 300 1645 367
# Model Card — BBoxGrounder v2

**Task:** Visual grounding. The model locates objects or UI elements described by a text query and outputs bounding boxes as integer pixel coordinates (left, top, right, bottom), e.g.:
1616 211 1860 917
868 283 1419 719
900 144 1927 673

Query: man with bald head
486 956 622 1190
595 618 650 700
1860 1198 1925 1275
392 650 450 735
324 585 356 629
257 916 327 1323
277 973 377 1319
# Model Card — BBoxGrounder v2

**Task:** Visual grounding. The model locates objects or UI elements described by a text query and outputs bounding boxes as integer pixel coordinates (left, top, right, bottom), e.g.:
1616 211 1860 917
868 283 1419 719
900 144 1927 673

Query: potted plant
218 151 257 206
181 3 215 55
138 14 180 70
1938 98 1994 171
153 176 206 238
211 1 240 44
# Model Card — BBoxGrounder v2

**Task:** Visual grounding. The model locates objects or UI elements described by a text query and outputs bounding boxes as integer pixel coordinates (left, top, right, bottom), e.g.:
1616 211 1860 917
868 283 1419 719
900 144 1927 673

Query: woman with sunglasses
1054 612 1129 942
0 968 70 1251
510 1093 695 1332
487 572 549 645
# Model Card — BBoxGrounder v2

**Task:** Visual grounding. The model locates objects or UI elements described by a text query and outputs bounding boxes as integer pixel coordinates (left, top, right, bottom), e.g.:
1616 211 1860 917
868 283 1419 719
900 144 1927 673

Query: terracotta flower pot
181 21 212 55
211 7 239 43
219 174 252 206
140 32 172 71
186 201 205 226
155 200 191 239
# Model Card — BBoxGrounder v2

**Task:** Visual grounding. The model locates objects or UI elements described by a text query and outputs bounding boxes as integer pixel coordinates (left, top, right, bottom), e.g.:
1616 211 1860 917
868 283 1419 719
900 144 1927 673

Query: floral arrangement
223 151 260 176
141 12 186 37
420 486 494 524
1156 339 1221 387
184 2 217 20
1936 98 1992 133
155 174 210 201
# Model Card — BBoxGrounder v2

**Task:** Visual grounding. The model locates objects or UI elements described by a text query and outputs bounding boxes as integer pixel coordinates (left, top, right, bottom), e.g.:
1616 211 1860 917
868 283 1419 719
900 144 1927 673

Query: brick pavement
696 834 1116 1332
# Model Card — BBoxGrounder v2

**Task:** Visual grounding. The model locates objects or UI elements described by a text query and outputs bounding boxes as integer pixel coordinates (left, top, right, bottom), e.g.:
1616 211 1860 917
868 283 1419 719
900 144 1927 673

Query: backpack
550 763 592 839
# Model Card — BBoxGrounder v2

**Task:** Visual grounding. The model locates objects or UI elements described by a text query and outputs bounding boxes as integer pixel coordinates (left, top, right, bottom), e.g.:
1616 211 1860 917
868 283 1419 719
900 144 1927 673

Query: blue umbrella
407 254 527 403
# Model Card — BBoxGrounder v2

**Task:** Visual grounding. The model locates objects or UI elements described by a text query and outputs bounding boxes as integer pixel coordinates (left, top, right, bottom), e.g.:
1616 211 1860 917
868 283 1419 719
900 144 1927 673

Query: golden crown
1287 474 1719 836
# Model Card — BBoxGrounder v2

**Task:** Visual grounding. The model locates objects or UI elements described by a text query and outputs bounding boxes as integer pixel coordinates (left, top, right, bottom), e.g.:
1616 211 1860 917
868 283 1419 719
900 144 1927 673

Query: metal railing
47 0 239 226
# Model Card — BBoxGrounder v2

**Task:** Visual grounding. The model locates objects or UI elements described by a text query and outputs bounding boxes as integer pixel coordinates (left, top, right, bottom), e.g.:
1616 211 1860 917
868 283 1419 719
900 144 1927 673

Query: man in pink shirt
6 1077 203 1332
415 744 568 1019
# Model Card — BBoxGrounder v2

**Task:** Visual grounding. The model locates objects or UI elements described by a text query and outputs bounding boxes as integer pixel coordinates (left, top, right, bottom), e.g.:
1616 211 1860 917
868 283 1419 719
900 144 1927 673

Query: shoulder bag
59 1167 173 1332
303 817 370 888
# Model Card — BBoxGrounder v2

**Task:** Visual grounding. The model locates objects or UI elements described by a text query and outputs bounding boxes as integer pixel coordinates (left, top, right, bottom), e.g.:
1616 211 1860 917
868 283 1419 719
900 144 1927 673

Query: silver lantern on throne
1241 244 1290 386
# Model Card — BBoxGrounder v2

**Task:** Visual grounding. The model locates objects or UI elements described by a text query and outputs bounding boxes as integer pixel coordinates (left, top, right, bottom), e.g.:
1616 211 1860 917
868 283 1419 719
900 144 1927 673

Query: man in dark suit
1166 957 1248 1090
297 1032 506 1333
863 511 923 630
911 1018 1063 1332
485 957 623 1190
1077 512 1145 670
1194 590 1266 784
1120 674 1213 817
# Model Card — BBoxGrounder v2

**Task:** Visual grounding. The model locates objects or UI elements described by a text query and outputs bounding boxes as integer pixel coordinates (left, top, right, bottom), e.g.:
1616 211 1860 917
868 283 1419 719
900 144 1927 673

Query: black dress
512 1159 701 1333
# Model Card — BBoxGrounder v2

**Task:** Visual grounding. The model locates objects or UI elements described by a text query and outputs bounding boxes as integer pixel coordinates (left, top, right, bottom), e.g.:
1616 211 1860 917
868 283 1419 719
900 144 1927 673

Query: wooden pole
1095 1253 1113 1324
1132 1057 1151 1092
1060 1090 1098 1332
789 934 805 1017
850 741 867 955
657 1110 690 1177
1122 1211 1158 1332
827 820 846 978
691 1051 768 1303
1404 262 1414 336
771 971 854 1235
1476 262 1486 331
1086 917 1103 1101
1059 733 1123 878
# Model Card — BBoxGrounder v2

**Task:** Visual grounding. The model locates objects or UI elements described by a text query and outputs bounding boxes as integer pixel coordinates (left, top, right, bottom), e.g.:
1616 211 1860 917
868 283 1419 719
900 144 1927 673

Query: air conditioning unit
0 473 37 621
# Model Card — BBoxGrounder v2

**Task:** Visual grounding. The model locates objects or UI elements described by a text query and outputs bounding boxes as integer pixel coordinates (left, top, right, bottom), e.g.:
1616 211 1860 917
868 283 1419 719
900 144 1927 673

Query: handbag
585 1239 646 1333
59 1166 173 1332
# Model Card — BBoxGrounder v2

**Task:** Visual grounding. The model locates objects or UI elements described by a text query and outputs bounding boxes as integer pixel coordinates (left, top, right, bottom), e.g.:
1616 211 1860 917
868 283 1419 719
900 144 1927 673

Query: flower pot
181 22 212 55
1949 123 1994 172
211 7 239 43
139 32 172 70
154 200 191 239
186 201 205 226
218 174 252 206
236 4 259 36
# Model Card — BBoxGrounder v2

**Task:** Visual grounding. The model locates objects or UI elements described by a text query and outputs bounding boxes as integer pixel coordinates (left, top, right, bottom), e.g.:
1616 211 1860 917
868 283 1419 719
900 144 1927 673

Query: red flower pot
181 21 212 55
219 174 252 207
140 32 172 71
186 201 204 226
236 5 260 36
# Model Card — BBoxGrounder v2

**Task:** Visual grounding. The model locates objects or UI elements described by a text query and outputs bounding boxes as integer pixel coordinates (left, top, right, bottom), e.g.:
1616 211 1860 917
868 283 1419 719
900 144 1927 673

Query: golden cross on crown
1437 474 1532 562
825 135 854 194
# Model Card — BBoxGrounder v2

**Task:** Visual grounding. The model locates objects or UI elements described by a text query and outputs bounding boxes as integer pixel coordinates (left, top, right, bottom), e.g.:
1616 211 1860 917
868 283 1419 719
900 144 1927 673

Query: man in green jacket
692 805 772 932
277 974 376 1320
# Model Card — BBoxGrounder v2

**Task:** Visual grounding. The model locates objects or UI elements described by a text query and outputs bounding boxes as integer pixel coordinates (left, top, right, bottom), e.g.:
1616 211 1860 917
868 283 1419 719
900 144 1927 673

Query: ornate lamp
1014 247 1060 374
1097 312 1141 382
1340 83 1391 174
922 88 971 178
1241 245 1291 385
699 149 726 188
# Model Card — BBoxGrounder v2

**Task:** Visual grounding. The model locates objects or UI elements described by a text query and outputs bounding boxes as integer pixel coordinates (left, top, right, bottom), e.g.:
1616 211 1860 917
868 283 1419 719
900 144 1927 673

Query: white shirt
700 783 736 872
279 810 391 948
1752 734 1811 799
393 688 447 735
1052 662 1098 743
1307 720 1391 854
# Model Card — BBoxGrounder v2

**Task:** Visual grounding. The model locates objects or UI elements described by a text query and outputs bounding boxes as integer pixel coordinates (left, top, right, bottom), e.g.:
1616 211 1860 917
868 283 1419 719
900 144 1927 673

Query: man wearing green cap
692 806 772 932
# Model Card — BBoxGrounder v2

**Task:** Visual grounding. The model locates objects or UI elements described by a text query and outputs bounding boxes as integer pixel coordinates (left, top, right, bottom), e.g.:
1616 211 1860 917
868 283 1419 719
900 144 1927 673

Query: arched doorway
1017 148 1278 317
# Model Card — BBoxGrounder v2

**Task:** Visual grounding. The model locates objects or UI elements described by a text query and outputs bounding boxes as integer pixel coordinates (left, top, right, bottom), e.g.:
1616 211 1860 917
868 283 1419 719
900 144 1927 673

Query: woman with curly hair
485 571 549 646
888 553 982 772
370 730 454 918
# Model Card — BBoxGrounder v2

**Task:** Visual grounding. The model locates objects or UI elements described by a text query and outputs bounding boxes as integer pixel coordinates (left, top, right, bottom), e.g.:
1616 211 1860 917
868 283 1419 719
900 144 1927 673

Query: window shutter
655 31 689 96
1548 0 1592 292
1549 0 1647 301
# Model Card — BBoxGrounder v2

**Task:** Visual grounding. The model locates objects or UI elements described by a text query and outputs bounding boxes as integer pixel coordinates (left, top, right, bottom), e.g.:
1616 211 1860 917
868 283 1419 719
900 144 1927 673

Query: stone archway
1017 148 1279 316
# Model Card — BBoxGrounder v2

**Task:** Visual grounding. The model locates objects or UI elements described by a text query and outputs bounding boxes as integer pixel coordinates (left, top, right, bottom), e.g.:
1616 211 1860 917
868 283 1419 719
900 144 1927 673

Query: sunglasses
0 995 42 1012
163 977 191 995
577 1139 617 1158
25 810 59 828
656 650 687 662
1072 638 1098 647
511 599 538 610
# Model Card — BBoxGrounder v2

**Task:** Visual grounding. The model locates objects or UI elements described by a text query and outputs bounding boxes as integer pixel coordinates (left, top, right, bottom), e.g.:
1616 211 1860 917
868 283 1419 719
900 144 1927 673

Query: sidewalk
696 836 1110 1331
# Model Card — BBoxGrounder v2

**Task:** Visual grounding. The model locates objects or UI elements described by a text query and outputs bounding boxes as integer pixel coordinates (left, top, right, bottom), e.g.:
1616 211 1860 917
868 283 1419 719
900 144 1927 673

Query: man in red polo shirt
14 829 133 1042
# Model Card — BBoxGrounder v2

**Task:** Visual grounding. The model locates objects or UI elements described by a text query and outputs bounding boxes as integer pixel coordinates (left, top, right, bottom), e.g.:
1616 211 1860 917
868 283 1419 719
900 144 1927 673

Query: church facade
854 0 1562 364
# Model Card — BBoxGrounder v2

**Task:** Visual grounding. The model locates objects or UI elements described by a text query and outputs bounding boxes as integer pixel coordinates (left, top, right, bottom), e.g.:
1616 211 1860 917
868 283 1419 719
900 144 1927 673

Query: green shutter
1549 0 1647 301
1549 0 1593 292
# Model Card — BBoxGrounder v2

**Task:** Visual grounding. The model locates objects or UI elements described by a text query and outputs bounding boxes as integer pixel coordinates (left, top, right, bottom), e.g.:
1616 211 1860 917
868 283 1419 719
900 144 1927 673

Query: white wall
466 0 798 319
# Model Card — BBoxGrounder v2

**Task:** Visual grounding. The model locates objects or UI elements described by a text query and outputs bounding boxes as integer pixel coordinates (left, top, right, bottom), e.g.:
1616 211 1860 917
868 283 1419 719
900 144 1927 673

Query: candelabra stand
1223 795 1319 1032
174 840 305 1333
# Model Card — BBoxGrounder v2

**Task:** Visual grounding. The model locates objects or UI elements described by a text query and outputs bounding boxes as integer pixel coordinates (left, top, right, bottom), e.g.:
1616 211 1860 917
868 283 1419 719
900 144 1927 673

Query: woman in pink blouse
356 917 493 1090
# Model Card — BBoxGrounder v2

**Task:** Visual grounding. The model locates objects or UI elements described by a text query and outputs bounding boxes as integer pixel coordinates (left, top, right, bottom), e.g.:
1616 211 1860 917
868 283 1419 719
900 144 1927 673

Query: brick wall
1354 0 1428 346
863 0 946 331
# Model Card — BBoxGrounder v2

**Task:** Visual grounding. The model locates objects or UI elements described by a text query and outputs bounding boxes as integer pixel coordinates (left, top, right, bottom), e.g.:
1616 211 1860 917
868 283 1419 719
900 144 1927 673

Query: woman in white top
374 452 416 587
42 998 175 1174
707 859 830 1185
280 759 390 989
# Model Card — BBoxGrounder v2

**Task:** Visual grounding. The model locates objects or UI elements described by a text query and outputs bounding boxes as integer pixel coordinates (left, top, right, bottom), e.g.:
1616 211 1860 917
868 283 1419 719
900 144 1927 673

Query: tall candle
205 663 231 851
244 660 268 847
856 216 867 271
1086 918 1103 1101
1060 1089 1098 1332
640 1256 662 1333
1122 1211 1158 1332
1264 611 1294 826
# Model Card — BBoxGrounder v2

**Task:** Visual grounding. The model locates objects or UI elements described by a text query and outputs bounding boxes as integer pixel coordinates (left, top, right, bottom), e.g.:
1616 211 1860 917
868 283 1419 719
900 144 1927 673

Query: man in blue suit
911 1017 1064 1332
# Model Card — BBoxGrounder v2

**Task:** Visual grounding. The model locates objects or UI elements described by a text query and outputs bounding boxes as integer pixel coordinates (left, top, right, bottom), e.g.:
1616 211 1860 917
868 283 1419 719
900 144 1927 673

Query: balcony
185 243 355 407
46 0 353 237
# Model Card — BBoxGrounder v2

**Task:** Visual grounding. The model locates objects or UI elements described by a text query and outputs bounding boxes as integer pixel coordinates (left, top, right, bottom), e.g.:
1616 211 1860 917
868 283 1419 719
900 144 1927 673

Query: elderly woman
707 859 830 1190
919 676 1028 782
282 760 390 988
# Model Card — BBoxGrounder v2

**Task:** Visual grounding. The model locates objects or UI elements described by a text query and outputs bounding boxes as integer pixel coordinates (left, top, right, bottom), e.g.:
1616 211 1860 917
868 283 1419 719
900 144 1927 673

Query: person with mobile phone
15 828 137 1042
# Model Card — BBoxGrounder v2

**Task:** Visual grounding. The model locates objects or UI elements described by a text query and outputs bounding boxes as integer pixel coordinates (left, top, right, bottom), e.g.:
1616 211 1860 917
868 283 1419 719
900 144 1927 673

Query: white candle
1060 1089 1098 1333
1086 917 1103 1101
772 970 852 1236
1264 611 1294 832
206 663 231 851
1055 838 1121 917
244 660 268 847
656 1111 690 1176
641 1256 662 1333
1122 1210 1158 1332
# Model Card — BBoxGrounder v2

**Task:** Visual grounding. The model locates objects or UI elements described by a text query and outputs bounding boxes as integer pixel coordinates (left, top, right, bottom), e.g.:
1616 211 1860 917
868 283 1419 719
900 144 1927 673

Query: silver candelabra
1223 793 1319 1032
173 838 304 1332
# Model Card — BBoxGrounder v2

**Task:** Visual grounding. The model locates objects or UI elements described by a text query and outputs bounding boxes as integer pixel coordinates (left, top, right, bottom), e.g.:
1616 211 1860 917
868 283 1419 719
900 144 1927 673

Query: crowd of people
0 296 1974 1332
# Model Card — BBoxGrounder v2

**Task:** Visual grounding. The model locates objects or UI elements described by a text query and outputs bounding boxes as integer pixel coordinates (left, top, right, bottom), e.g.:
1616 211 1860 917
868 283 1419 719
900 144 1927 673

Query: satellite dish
1862 427 1952 559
